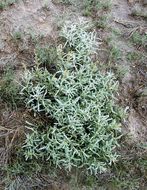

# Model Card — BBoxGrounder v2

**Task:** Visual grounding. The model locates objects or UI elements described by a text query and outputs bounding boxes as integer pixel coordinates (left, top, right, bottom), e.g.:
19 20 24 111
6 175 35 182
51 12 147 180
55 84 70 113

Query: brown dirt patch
110 0 147 142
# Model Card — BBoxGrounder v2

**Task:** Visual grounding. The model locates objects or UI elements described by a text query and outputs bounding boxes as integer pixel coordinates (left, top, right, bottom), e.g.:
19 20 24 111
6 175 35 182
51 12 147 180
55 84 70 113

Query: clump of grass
127 51 142 62
52 0 72 5
0 2 6 10
0 0 17 10
95 0 112 11
109 45 122 62
110 178 140 190
95 15 109 29
82 0 111 17
20 23 123 175
82 0 94 17
27 30 44 44
130 31 147 47
35 45 58 71
104 35 122 62
4 160 70 190
111 28 122 37
131 6 147 19
0 68 21 108
11 31 23 42
108 149 147 189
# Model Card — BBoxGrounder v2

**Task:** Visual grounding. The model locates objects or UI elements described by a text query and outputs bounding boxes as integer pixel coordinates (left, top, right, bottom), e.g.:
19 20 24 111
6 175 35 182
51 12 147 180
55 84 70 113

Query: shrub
20 23 122 174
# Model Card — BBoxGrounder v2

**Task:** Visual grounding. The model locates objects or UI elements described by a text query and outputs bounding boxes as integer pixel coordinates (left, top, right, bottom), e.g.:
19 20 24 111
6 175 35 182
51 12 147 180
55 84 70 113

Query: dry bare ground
111 0 147 142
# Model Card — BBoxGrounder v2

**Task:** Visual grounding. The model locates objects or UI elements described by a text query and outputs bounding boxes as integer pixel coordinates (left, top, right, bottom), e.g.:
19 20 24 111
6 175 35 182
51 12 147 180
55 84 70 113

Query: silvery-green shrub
20 24 122 174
